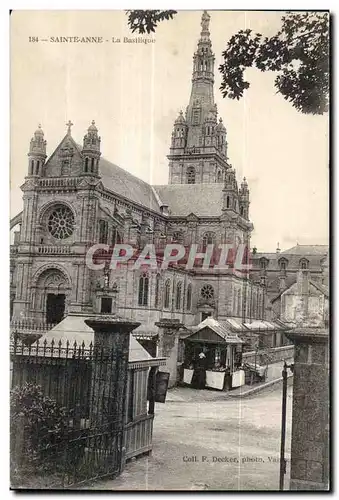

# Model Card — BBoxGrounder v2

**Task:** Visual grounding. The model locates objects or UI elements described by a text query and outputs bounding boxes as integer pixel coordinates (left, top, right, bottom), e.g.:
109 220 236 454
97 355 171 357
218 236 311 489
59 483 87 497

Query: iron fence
10 338 127 488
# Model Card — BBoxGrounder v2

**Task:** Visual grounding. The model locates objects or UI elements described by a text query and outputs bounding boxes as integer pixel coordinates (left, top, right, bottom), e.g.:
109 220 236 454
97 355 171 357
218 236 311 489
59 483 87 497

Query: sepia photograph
9 9 329 491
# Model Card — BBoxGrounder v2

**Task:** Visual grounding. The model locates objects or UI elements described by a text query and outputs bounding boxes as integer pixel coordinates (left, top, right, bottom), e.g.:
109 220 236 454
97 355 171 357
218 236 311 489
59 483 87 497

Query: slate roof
282 244 329 256
99 157 161 213
252 244 328 270
153 184 224 217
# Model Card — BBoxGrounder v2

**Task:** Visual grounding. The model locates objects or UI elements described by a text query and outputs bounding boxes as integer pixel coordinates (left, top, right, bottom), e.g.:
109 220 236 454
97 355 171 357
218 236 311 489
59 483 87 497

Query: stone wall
242 345 294 365
287 328 329 491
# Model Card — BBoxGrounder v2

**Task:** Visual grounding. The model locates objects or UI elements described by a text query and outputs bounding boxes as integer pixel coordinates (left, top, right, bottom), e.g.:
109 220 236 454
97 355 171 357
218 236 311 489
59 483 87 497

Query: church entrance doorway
46 293 65 324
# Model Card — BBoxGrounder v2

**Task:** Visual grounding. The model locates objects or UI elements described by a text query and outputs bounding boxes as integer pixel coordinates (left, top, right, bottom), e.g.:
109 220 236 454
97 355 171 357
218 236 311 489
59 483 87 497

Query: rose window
201 284 214 300
47 205 75 239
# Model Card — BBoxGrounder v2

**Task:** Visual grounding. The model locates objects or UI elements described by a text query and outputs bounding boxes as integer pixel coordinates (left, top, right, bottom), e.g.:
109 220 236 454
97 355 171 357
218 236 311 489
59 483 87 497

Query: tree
219 12 329 115
126 10 329 115
126 10 177 34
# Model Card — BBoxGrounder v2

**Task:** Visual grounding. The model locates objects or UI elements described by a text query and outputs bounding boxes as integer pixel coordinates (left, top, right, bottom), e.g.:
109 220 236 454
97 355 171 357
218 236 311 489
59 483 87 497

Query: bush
10 383 68 474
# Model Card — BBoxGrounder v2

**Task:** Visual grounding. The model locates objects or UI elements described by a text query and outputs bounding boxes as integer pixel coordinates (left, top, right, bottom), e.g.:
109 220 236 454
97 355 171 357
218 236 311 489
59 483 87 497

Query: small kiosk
182 317 245 391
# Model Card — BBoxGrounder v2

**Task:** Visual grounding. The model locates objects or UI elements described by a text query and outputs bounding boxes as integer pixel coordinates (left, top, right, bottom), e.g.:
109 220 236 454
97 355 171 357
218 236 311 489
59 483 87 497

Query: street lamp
279 360 294 491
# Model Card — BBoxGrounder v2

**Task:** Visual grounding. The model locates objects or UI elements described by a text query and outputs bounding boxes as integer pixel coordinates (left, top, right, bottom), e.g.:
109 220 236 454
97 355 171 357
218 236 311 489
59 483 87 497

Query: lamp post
279 360 294 491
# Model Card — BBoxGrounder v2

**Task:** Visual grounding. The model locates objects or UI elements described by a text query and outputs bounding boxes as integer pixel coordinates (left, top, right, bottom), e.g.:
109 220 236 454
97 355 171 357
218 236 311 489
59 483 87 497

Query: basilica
10 12 275 346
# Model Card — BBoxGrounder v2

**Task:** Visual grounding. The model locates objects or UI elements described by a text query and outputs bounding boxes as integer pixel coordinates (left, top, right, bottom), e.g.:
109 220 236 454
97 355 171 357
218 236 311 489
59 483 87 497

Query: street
93 383 293 491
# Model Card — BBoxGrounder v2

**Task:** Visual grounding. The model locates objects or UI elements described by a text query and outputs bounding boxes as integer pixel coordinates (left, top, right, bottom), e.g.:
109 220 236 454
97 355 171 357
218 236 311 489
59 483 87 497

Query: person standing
191 352 207 389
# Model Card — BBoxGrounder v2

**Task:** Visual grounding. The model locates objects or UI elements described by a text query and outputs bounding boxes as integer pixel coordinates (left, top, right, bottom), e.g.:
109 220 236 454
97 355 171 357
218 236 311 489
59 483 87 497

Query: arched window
85 157 89 172
186 284 192 311
202 232 216 248
91 158 95 173
172 231 183 243
164 279 171 309
112 228 121 246
186 167 196 184
98 220 108 244
176 282 182 310
192 109 200 125
36 160 40 175
260 258 268 270
217 170 222 183
138 273 149 306
226 196 230 208
300 258 309 270
240 206 244 216
30 160 34 175
155 274 161 308
279 258 288 271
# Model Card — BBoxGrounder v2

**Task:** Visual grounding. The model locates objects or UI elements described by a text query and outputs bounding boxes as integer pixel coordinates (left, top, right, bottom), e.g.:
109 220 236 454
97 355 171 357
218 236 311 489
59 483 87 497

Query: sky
10 10 329 252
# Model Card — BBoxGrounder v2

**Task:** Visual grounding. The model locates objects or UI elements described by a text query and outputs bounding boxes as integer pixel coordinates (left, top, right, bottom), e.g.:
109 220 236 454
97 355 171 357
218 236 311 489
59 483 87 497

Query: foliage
126 10 177 34
10 383 68 473
127 10 329 115
219 12 330 115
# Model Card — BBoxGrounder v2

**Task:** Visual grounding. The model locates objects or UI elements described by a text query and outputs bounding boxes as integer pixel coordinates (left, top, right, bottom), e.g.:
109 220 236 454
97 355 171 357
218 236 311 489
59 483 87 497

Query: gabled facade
271 268 329 327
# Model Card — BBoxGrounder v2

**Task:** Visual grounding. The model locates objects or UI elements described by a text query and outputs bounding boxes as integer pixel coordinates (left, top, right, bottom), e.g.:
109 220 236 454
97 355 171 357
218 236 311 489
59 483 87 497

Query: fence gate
10 339 127 488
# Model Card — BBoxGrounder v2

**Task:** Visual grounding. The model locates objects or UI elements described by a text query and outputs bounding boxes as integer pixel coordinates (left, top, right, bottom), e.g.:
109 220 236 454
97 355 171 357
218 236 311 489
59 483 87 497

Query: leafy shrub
10 383 68 474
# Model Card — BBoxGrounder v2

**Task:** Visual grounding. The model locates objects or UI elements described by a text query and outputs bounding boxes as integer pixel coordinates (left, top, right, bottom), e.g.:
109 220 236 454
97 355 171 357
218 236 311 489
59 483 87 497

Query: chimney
297 269 310 295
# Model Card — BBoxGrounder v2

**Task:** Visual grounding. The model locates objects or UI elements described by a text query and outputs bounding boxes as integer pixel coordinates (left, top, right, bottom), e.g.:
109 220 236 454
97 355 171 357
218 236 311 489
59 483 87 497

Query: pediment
77 177 102 189
186 327 225 343
43 134 83 178
186 212 199 222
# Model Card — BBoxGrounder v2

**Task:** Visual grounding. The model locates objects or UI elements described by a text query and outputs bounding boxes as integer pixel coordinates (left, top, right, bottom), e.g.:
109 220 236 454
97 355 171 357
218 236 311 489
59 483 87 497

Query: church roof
153 184 224 217
99 157 162 213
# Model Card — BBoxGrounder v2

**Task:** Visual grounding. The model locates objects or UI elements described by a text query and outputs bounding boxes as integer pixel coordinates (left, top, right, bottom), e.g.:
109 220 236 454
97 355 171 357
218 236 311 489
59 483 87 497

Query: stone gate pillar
286 327 329 491
84 315 140 469
155 318 184 388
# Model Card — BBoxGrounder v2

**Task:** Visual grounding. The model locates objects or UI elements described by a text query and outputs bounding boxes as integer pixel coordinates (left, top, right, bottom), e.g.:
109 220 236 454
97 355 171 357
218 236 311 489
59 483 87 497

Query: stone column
286 327 329 491
155 318 184 388
84 315 140 470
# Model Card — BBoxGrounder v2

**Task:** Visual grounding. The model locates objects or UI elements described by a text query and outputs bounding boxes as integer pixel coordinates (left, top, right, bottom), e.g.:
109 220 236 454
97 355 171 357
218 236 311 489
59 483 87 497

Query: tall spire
185 10 216 147
167 10 228 184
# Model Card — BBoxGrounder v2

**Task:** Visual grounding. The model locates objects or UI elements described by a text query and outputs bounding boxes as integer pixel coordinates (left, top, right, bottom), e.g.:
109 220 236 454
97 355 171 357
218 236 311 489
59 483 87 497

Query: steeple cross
66 120 74 134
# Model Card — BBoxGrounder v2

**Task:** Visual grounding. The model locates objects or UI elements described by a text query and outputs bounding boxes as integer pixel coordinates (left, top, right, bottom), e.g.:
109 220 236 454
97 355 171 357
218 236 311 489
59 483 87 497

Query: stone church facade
10 12 266 336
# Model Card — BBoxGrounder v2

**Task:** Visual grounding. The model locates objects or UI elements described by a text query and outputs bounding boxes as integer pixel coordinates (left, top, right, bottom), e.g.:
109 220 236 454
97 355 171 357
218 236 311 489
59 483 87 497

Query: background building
250 244 328 301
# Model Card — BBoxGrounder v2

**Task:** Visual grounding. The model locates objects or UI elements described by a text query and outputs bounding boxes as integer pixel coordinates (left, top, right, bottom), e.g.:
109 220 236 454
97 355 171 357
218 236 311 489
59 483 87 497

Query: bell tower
239 177 250 220
27 124 47 177
82 120 101 176
168 11 229 185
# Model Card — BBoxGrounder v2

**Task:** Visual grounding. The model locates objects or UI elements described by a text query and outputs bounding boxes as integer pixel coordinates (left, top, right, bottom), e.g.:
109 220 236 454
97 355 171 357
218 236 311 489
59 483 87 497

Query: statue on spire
201 10 210 33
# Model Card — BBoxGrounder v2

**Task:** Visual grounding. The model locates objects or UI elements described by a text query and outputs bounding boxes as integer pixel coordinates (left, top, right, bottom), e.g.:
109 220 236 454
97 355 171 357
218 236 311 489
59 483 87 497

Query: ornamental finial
66 120 73 135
